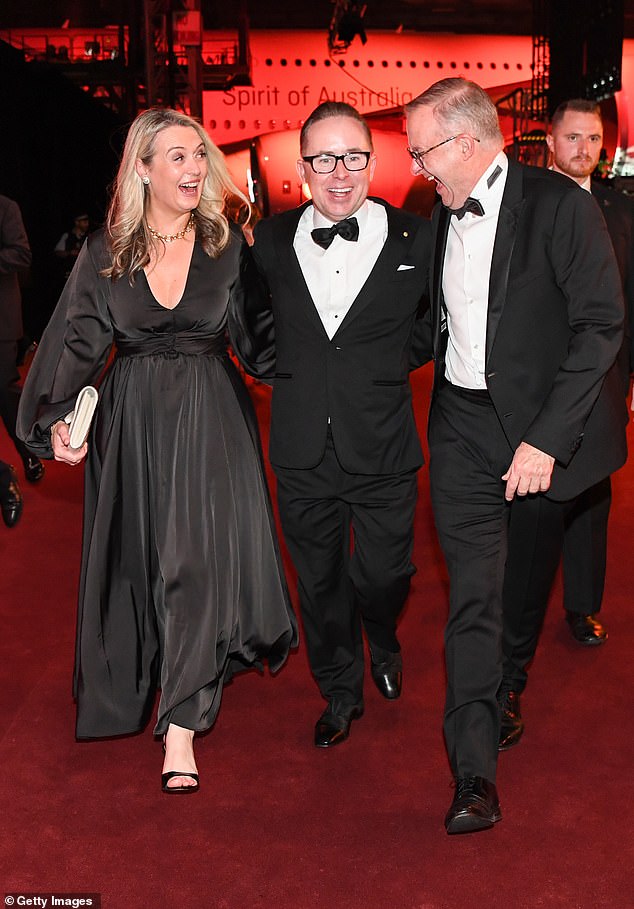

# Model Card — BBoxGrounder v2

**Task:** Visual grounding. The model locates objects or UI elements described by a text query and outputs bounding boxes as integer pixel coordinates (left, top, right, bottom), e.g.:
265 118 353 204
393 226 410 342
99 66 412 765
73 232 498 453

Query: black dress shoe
444 776 501 834
314 701 364 748
0 466 23 528
498 689 524 751
565 612 607 646
369 645 402 699
22 454 44 483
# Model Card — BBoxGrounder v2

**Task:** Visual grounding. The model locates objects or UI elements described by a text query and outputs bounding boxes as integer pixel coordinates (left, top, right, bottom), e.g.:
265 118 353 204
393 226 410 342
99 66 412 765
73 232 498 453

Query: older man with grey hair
406 78 626 833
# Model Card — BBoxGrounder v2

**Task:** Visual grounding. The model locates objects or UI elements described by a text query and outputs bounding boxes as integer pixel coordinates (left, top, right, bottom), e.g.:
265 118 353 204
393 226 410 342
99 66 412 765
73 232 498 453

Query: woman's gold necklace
147 213 195 243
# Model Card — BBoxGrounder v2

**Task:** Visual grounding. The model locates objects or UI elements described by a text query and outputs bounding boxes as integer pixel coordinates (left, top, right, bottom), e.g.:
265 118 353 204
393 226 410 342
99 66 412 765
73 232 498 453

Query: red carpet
1 365 633 908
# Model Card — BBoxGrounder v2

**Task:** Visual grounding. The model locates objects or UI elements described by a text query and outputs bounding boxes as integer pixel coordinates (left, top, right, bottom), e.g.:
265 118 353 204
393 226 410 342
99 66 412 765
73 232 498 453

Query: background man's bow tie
449 197 485 220
311 217 359 249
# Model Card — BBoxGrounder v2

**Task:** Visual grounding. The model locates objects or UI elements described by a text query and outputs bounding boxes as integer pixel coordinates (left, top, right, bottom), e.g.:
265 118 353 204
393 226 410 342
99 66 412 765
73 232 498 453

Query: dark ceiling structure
2 0 634 38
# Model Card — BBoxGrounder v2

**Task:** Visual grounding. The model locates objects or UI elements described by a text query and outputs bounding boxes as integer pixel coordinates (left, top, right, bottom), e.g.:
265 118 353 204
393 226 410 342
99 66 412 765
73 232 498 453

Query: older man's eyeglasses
302 152 372 174
406 135 480 167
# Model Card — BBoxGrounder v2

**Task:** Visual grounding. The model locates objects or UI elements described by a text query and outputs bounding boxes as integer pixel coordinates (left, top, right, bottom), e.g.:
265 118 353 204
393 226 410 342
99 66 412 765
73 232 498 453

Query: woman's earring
142 176 150 185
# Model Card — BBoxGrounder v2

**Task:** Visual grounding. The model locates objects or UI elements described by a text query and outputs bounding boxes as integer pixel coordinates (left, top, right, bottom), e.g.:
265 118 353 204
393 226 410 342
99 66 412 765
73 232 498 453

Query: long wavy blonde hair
103 108 250 281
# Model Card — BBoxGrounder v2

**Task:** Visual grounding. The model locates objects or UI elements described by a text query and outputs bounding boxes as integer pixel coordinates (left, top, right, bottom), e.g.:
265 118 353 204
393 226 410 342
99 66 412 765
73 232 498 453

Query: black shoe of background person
0 466 23 528
22 454 44 483
314 701 364 748
565 612 608 646
498 689 524 751
369 643 402 699
444 776 502 834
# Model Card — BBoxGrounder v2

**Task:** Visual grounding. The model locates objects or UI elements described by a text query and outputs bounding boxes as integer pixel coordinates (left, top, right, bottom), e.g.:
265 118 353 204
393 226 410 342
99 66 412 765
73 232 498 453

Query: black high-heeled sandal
161 771 200 794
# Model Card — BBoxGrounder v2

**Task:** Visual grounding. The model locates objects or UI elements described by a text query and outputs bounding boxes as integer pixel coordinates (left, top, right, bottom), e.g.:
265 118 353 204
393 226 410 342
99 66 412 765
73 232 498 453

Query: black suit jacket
592 179 634 391
0 194 31 342
230 199 431 475
418 160 627 501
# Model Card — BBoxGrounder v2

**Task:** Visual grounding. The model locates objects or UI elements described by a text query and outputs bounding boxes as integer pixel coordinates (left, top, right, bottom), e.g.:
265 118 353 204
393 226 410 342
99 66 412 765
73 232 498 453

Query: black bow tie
449 197 485 220
311 217 359 249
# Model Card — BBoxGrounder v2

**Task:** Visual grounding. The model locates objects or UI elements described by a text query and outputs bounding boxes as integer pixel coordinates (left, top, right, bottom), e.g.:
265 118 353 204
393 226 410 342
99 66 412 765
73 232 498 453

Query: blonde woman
18 108 296 793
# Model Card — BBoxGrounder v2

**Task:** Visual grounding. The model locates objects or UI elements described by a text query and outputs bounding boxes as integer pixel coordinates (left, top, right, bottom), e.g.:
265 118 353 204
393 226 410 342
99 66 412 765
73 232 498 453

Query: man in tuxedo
232 102 431 748
405 79 626 833
0 194 44 527
500 99 634 751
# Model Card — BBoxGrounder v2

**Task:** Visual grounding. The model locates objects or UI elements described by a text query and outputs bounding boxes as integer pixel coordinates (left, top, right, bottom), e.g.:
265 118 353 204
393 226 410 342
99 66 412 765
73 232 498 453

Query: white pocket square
397 264 415 271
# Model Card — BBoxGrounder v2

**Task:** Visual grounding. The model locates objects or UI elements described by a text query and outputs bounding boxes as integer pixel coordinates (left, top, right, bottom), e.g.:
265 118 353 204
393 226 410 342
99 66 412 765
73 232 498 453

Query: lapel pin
403 231 409 237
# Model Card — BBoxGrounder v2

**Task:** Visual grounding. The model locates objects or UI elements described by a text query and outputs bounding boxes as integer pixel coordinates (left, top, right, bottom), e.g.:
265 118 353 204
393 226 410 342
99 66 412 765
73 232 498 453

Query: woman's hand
50 420 88 465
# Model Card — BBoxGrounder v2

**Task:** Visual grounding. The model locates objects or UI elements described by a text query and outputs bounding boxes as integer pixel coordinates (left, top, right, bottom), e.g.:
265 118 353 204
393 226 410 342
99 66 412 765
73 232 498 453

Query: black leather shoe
444 776 501 834
22 454 44 483
498 689 524 751
0 466 23 528
565 612 607 646
370 645 402 699
314 701 364 748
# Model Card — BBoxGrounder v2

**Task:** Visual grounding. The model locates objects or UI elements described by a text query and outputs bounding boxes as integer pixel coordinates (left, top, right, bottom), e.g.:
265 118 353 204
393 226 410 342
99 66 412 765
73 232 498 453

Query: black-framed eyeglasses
406 135 480 167
302 152 372 174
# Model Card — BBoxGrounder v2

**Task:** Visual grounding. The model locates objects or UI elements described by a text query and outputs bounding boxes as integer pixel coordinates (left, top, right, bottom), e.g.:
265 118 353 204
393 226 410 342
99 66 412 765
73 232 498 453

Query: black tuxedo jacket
0 194 31 342
592 179 634 391
230 199 431 475
416 160 627 501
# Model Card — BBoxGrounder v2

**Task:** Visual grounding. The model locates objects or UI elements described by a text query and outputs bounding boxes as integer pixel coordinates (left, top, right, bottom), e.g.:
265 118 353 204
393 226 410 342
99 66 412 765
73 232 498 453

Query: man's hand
502 441 555 501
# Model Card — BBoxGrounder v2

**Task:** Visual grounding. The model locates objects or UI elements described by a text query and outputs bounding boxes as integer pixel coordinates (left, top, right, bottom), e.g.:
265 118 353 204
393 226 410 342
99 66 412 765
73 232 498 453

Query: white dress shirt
443 151 508 389
293 200 388 339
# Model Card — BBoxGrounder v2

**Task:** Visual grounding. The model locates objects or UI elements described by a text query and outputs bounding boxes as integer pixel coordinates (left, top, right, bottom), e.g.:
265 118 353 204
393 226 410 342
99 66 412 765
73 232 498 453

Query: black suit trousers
562 478 611 615
428 380 515 783
502 476 611 691
502 494 564 693
0 340 30 462
275 432 417 708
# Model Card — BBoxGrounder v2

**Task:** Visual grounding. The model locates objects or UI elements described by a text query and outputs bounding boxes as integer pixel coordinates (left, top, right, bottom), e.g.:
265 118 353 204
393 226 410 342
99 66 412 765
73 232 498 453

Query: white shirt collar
469 151 508 211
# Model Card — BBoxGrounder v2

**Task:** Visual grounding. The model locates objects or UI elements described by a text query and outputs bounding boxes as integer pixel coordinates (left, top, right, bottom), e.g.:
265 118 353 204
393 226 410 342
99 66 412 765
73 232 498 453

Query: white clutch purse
64 386 99 448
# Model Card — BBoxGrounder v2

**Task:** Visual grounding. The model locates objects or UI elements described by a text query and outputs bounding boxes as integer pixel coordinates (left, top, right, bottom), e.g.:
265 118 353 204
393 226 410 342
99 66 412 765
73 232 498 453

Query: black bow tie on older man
449 197 485 220
311 217 359 249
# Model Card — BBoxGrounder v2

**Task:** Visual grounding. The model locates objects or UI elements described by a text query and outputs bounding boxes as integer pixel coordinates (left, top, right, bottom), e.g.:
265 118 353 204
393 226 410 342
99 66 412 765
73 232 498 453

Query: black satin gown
17 227 297 739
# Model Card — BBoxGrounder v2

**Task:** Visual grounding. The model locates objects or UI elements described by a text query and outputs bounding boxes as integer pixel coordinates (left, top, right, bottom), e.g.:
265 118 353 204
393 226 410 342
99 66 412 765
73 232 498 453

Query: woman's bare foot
162 723 198 790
